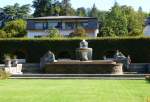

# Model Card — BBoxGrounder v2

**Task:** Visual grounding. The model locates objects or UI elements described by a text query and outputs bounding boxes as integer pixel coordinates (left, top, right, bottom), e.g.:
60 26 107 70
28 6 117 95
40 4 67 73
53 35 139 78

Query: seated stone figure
113 50 126 59
113 50 131 71
40 51 56 68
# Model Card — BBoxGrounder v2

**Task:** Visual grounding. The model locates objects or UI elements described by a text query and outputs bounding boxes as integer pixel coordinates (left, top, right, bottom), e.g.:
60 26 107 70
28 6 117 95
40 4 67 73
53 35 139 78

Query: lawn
0 79 150 102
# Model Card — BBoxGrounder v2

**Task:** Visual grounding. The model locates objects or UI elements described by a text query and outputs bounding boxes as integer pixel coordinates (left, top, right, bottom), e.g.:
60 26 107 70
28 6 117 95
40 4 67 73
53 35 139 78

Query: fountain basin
43 60 123 75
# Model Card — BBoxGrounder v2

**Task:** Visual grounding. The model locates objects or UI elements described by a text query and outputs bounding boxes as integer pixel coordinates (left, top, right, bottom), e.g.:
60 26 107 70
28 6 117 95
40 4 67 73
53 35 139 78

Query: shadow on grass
145 76 150 83
145 80 150 84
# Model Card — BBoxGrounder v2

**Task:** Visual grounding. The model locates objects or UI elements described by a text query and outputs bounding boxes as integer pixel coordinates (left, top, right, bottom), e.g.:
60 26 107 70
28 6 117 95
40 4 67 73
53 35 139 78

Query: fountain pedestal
76 40 93 61
76 48 92 61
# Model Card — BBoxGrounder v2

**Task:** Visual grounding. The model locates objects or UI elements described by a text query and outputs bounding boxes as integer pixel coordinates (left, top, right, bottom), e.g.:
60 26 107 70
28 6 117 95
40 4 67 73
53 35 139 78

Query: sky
0 0 150 13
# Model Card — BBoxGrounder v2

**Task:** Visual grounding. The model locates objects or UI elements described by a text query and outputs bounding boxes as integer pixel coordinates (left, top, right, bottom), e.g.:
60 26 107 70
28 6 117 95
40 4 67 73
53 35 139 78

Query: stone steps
10 74 149 80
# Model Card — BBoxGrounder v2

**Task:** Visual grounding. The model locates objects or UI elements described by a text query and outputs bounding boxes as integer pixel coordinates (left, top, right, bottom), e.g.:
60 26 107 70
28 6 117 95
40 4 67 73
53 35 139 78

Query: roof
27 16 97 20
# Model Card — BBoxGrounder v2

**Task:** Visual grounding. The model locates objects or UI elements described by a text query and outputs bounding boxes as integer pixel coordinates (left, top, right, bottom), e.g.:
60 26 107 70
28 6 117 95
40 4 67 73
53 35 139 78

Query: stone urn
12 55 18 67
5 58 11 67
76 40 93 61
12 59 18 67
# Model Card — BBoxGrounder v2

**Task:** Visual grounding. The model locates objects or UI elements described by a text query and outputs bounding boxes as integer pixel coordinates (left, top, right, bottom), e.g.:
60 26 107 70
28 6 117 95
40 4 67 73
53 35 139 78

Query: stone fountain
41 40 123 74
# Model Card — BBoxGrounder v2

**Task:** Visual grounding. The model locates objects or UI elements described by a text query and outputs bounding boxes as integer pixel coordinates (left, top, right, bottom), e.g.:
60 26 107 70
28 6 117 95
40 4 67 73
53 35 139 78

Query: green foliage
3 19 27 37
101 3 128 36
4 54 11 60
89 4 98 17
99 3 145 37
32 0 75 16
0 30 9 38
129 29 142 36
3 3 30 19
76 7 87 16
0 37 149 63
48 28 63 38
61 0 75 16
0 69 11 80
32 0 53 17
99 27 115 37
122 6 144 36
0 0 147 38
70 28 86 37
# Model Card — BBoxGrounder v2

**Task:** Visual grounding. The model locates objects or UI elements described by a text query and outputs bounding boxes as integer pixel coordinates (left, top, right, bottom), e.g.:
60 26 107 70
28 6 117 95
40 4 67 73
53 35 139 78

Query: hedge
0 37 150 63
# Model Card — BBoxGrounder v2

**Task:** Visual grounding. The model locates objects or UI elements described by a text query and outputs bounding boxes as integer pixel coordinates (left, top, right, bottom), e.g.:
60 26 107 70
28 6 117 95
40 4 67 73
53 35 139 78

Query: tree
61 0 75 16
97 11 107 21
99 3 146 37
121 6 144 36
101 2 128 36
17 4 31 18
76 7 86 16
89 4 98 17
3 3 30 19
32 0 53 17
32 0 75 16
61 0 69 15
3 19 27 37
53 1 61 16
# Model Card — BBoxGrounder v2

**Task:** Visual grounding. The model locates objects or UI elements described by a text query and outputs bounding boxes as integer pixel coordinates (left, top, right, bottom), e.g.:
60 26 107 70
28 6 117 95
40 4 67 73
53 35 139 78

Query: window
82 22 88 27
48 20 62 30
65 22 74 30
34 35 42 38
35 22 43 30
35 22 48 30
43 23 48 30
79 22 88 28
48 22 58 29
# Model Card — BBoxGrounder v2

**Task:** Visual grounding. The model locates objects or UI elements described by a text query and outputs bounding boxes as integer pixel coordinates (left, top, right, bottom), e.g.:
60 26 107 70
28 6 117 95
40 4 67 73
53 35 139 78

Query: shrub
0 37 149 63
48 28 63 38
0 69 11 80
129 29 143 36
70 28 86 37
4 54 11 60
99 27 115 37
4 19 27 37
145 75 150 82
0 30 8 38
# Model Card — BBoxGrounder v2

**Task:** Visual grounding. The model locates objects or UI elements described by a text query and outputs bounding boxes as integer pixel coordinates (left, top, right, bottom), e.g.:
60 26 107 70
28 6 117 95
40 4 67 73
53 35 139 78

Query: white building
27 16 99 38
144 17 150 36
144 25 150 36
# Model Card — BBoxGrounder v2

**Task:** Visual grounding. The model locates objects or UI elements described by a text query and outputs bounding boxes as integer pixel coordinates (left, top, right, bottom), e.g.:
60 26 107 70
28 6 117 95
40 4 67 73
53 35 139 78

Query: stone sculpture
113 50 131 71
40 51 56 68
113 50 126 59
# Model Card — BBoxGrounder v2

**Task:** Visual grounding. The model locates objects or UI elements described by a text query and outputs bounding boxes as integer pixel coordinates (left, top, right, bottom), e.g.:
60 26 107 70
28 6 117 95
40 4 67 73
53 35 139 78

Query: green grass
0 80 150 102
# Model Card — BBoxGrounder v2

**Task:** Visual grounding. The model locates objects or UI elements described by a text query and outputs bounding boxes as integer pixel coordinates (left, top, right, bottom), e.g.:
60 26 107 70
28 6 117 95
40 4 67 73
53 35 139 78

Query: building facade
27 16 99 38
144 17 150 36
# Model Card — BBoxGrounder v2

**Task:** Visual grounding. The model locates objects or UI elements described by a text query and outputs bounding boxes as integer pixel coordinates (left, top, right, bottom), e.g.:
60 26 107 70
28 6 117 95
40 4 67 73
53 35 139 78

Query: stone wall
22 63 41 73
129 63 150 73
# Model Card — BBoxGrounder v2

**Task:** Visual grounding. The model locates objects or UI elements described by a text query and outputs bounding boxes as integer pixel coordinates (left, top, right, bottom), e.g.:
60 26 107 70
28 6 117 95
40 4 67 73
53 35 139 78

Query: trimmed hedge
0 37 150 63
